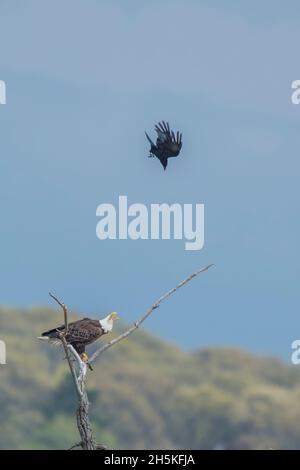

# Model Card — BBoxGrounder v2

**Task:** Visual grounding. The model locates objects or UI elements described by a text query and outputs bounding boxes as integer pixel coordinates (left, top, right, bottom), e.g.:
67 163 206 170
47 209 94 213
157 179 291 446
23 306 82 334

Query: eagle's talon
80 353 93 371
80 352 89 363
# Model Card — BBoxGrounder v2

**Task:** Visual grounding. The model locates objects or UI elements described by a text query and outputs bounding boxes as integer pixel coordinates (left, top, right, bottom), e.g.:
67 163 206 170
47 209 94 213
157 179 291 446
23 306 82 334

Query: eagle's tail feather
41 325 64 338
37 336 62 346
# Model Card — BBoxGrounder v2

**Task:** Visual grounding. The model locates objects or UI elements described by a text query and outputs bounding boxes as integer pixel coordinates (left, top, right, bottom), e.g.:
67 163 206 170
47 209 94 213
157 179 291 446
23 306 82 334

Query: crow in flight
145 121 182 170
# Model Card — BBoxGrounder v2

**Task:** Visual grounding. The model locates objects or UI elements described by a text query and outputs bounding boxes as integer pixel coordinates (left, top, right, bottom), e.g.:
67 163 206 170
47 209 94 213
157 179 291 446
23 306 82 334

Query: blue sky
0 1 299 360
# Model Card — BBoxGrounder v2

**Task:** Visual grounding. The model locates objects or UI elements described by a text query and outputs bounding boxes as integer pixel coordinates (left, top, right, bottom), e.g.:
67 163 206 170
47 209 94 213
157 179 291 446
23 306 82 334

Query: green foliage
1 307 300 449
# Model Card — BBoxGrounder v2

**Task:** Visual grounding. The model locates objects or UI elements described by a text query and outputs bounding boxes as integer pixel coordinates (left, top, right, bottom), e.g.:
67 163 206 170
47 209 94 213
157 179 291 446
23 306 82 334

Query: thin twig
49 291 68 333
89 264 213 364
68 441 82 450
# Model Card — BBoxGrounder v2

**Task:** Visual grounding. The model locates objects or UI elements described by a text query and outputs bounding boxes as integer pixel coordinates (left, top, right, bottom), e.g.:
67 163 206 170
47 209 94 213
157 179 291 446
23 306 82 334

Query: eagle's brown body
41 318 104 355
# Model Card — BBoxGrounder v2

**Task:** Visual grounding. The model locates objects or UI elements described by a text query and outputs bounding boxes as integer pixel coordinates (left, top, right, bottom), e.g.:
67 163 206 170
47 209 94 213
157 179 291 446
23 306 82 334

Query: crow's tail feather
145 132 156 152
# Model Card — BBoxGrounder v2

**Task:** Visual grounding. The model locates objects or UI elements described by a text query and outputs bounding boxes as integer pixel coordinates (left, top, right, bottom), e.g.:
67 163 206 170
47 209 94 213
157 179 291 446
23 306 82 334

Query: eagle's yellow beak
110 311 120 321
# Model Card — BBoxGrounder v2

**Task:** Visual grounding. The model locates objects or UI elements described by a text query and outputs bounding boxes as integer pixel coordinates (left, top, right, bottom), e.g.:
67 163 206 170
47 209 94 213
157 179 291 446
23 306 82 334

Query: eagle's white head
100 312 119 333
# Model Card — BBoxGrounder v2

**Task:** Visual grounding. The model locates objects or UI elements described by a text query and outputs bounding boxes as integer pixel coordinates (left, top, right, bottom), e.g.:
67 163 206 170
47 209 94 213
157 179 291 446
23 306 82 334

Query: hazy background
0 0 299 360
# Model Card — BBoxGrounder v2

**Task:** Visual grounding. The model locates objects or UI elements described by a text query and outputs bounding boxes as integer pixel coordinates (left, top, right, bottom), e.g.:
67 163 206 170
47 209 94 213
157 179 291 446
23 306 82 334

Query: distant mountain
1 307 300 450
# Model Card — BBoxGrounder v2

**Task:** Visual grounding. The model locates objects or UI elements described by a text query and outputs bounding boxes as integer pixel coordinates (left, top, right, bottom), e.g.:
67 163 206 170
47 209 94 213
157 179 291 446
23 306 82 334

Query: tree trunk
76 391 96 450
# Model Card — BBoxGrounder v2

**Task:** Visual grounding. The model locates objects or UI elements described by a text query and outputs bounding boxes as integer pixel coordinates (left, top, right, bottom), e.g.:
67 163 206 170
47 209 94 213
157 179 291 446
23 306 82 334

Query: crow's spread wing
155 121 182 157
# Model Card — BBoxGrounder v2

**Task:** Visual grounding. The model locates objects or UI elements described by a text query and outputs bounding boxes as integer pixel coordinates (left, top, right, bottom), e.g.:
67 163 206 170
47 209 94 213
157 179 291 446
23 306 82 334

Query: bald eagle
37 312 119 362
145 121 182 170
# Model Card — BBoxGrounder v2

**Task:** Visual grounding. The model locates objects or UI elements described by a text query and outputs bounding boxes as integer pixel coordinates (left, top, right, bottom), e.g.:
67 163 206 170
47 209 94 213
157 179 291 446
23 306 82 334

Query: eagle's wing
65 318 103 344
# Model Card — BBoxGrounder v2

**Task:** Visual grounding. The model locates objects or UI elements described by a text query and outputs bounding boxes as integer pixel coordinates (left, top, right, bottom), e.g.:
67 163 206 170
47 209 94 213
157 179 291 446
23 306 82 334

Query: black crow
145 121 182 170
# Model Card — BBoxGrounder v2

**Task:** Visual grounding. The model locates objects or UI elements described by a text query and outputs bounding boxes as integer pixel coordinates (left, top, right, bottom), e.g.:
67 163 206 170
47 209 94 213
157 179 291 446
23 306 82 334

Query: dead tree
49 264 213 450
49 293 96 450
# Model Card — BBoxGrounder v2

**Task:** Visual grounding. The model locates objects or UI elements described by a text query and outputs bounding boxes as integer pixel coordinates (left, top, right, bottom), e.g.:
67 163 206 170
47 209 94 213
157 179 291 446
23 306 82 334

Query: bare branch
68 441 82 450
62 338 83 399
68 344 87 390
48 292 82 398
89 264 213 364
49 291 68 333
